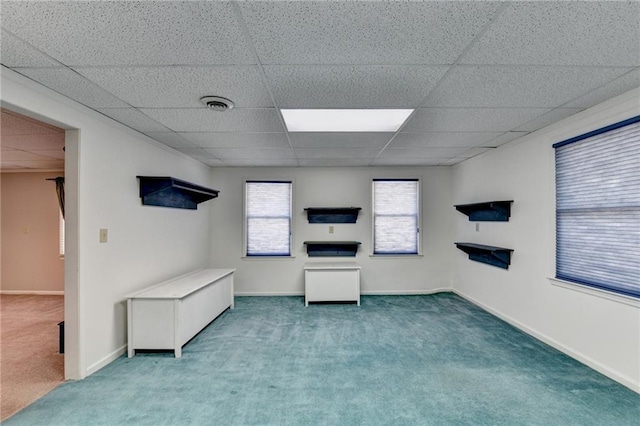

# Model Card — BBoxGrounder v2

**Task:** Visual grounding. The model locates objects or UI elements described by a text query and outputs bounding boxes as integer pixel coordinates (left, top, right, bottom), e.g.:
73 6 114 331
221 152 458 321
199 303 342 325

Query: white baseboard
235 291 304 296
362 288 451 295
86 344 127 377
0 290 64 296
235 289 452 297
452 289 640 394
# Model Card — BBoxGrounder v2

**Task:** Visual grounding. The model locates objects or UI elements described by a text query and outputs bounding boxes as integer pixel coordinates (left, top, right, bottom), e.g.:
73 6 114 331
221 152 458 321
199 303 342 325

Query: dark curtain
54 177 65 219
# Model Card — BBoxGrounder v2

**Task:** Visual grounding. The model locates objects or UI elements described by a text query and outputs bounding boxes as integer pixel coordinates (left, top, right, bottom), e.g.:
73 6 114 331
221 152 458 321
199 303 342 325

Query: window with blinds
554 116 640 298
373 179 420 255
245 181 292 256
59 211 65 257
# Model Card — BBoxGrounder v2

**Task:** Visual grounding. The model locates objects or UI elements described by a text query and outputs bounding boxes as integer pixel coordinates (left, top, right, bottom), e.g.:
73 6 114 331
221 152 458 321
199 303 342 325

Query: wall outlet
99 228 108 243
329 226 334 234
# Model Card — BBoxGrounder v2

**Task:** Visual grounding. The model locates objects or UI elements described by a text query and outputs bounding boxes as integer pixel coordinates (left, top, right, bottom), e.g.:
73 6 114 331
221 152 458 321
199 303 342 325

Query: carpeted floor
4 294 640 425
1 295 64 421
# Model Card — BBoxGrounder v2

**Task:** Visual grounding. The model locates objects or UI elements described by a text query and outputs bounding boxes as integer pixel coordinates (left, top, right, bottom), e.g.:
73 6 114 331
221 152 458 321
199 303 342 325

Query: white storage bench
304 262 361 306
126 268 235 358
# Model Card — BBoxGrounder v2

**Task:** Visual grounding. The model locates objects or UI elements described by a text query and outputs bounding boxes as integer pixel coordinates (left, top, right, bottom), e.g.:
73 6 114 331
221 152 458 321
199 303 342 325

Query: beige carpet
1 295 64 421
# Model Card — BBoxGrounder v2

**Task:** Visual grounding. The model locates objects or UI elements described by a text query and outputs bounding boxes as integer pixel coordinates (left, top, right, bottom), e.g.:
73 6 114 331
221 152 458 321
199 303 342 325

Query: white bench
304 262 361 306
126 268 235 358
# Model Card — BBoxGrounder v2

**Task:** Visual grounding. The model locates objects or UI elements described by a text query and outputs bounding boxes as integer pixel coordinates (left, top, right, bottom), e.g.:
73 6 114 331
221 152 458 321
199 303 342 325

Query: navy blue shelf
137 176 219 210
304 207 361 223
455 243 514 270
455 200 513 221
304 241 361 257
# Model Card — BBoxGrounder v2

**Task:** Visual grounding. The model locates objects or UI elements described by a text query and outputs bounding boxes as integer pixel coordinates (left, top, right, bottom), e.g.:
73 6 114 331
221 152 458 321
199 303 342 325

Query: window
245 181 292 256
372 179 420 255
554 116 640 298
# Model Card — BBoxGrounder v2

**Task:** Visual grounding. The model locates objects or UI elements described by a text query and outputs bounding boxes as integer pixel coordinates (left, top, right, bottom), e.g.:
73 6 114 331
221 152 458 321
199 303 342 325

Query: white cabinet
304 262 361 306
126 268 235 358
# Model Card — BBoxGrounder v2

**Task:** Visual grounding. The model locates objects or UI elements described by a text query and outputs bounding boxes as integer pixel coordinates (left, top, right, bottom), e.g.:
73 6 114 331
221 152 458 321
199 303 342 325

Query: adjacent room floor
1 295 64 421
4 294 639 425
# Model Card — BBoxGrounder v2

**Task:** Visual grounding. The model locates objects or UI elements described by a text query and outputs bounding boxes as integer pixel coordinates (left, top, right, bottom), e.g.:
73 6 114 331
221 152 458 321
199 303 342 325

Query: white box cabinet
126 268 235 358
304 262 361 306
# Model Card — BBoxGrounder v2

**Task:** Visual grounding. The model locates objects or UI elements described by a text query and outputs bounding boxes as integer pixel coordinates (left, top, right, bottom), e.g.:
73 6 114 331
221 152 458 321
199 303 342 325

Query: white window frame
243 180 293 258
371 178 421 256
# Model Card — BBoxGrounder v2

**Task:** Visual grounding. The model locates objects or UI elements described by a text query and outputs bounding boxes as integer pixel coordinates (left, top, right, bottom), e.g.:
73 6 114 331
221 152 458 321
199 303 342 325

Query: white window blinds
373 179 419 255
554 116 640 298
246 181 292 256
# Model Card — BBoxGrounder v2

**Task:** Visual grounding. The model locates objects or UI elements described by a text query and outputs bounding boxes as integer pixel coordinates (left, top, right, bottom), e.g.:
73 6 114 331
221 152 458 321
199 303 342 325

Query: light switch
22 226 29 234
475 223 480 232
99 228 108 243
329 226 334 234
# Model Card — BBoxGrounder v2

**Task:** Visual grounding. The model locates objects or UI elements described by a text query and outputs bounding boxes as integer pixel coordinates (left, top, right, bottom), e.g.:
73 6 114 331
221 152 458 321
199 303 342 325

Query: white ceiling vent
200 96 234 111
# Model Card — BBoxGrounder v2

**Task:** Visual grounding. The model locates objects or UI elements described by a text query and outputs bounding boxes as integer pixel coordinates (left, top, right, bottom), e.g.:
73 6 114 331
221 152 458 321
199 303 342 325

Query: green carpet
5 294 639 425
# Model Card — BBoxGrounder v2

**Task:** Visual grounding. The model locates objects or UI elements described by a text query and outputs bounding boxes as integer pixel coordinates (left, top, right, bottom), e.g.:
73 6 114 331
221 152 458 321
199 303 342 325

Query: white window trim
548 277 640 308
371 177 422 256
243 179 294 258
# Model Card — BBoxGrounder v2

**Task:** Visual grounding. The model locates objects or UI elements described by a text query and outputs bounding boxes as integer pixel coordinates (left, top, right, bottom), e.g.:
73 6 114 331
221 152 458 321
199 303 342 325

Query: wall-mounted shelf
304 241 361 257
454 200 513 222
137 176 219 210
455 243 514 270
304 207 362 224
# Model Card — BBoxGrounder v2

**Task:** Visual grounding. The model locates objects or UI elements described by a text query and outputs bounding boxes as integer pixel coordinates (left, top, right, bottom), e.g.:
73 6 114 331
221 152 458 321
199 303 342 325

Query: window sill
370 254 423 259
548 277 640 308
242 256 296 261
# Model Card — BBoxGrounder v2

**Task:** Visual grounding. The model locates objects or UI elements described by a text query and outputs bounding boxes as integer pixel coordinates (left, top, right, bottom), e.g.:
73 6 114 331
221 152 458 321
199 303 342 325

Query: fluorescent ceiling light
281 109 414 132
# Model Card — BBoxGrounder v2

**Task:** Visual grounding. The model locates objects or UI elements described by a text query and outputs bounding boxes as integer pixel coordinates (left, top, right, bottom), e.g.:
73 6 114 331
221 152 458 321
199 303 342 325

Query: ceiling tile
264 66 448 108
30 149 65 160
1 2 254 66
424 65 631 108
391 132 504 148
203 148 296 160
0 30 61 67
1 160 64 169
564 68 640 108
141 108 285 133
97 108 171 133
144 132 197 149
240 1 501 64
289 132 394 149
76 66 273 108
221 158 299 167
403 108 551 133
460 2 640 66
298 158 373 167
483 132 530 148
174 148 219 160
1 109 64 136
515 108 585 132
379 147 468 159
371 158 445 166
295 148 381 159
0 133 65 151
16 68 129 108
460 147 495 159
180 133 290 149
1 150 58 161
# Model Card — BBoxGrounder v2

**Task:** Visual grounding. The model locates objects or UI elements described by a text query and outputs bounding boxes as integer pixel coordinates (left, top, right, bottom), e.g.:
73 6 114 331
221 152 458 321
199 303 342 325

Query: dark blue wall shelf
137 176 219 210
304 241 361 257
455 242 514 270
455 200 513 221
304 207 362 223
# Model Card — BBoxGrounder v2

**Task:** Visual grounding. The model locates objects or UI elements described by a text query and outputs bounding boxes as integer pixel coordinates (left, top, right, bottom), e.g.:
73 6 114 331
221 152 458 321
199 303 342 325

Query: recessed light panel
281 109 414 132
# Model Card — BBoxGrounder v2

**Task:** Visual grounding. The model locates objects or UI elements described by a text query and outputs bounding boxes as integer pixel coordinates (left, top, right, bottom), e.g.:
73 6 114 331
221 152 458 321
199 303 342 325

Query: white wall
210 166 453 295
1 68 212 378
1 172 64 293
451 88 640 392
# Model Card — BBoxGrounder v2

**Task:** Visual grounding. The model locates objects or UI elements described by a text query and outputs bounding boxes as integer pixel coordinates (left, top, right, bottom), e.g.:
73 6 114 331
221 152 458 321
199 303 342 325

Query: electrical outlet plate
99 228 108 243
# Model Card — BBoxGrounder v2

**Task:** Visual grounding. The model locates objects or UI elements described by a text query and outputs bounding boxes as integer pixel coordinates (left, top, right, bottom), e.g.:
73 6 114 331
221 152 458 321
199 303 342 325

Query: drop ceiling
1 1 638 168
